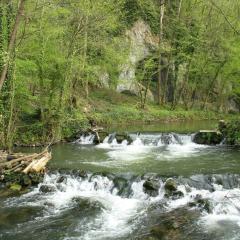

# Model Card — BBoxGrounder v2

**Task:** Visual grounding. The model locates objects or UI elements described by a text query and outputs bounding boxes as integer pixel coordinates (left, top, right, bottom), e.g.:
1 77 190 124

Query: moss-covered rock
1 172 44 190
193 130 223 145
143 179 160 197
9 183 22 191
164 178 177 192
164 178 184 199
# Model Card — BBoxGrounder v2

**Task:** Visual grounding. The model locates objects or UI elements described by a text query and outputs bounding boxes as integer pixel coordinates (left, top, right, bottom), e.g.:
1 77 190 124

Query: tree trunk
0 0 25 92
178 0 183 18
157 0 165 105
83 14 89 98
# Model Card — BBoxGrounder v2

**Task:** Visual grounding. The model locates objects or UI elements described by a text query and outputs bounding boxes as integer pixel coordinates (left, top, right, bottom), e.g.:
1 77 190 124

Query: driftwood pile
0 149 51 174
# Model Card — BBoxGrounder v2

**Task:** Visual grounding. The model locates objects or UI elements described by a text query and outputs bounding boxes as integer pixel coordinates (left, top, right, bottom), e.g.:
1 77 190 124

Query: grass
86 88 232 125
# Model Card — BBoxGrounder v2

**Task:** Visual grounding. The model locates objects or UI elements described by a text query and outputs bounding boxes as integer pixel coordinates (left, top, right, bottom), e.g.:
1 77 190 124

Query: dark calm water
1 121 240 240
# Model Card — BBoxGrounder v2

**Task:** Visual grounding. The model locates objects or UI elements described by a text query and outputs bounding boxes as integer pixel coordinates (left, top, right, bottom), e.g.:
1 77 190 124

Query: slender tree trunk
0 0 25 92
178 0 183 18
142 77 152 109
83 14 89 98
37 0 47 123
157 0 165 105
6 63 16 152
173 61 191 108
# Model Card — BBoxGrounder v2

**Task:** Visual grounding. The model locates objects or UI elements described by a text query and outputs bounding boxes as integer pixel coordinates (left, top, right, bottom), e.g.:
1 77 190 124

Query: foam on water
95 133 209 162
74 134 95 145
3 173 240 240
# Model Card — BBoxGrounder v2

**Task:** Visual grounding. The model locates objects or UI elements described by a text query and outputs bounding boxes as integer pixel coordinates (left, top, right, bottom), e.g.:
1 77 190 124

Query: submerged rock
113 177 131 196
188 194 211 213
72 197 105 212
134 206 203 240
160 134 173 145
193 130 223 145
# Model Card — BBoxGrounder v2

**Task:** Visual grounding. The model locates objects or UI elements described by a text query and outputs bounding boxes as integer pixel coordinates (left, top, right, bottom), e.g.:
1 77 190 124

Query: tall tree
0 0 25 92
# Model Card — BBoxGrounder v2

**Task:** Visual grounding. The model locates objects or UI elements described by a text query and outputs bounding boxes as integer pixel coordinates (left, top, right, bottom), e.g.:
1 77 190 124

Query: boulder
143 179 160 197
164 178 183 199
78 170 88 178
193 130 223 145
164 178 177 192
115 133 133 144
56 175 67 184
39 184 56 193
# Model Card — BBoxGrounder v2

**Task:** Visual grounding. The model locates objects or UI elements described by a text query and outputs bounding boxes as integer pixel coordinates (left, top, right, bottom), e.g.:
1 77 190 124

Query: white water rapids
3 172 240 240
1 132 240 240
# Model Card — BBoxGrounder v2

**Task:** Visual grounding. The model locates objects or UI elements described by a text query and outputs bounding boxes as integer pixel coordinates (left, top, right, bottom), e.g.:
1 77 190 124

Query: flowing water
1 121 240 240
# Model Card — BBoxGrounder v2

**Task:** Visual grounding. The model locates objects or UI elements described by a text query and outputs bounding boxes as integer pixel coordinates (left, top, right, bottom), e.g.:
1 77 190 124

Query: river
0 121 240 240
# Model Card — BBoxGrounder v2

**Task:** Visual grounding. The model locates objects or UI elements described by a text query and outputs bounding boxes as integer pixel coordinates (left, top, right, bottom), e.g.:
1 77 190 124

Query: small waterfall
75 132 199 147
94 132 206 161
74 133 95 145
107 133 116 144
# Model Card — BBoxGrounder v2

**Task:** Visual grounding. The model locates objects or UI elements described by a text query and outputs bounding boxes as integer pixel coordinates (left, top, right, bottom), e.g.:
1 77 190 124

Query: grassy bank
88 89 233 124
12 89 237 146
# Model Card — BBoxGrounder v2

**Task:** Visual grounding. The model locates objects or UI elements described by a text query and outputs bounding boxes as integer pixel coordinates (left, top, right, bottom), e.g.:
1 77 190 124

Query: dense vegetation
0 0 240 149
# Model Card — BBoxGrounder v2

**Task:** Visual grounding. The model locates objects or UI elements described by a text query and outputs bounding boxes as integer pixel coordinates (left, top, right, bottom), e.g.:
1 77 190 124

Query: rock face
193 130 223 145
117 20 158 101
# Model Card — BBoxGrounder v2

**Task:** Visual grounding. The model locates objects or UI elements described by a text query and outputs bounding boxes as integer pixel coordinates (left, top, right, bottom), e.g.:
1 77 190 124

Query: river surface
1 121 240 240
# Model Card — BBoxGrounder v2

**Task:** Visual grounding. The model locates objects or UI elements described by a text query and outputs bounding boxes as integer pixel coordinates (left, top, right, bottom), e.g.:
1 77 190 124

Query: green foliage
221 120 240 145
0 0 240 148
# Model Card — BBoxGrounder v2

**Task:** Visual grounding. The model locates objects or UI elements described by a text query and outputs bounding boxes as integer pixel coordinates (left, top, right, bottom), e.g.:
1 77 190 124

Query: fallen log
24 151 51 173
0 148 51 174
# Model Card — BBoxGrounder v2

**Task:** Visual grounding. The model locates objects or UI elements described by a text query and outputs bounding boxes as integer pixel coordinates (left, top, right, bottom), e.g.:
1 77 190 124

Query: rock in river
193 130 223 145
143 179 160 197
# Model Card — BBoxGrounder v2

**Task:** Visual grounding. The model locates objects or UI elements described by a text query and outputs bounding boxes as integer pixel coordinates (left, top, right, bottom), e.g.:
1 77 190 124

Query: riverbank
10 89 237 147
